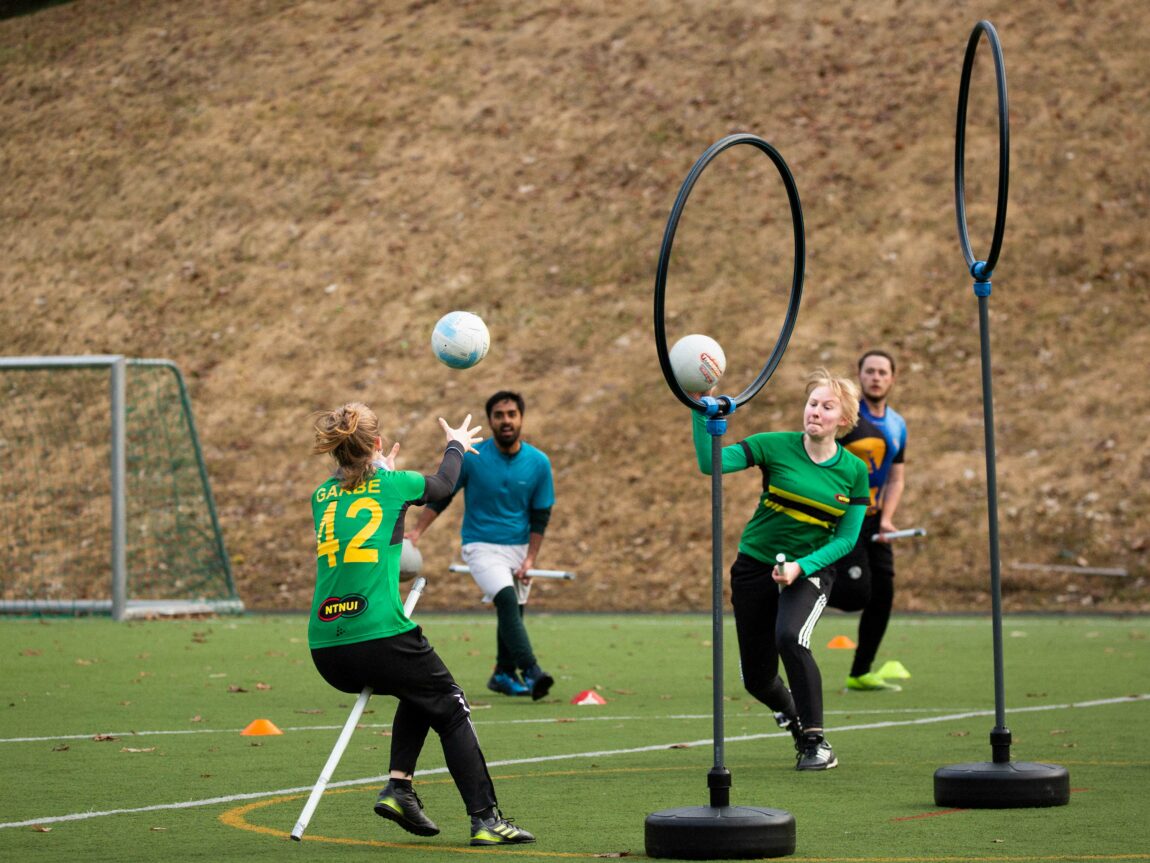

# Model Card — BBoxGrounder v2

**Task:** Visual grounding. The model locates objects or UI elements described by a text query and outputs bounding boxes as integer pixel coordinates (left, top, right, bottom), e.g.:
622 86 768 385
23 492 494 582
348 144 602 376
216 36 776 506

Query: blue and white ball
431 311 490 369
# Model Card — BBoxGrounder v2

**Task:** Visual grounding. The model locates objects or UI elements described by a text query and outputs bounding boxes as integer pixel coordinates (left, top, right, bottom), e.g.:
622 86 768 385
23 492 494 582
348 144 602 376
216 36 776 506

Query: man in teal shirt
408 390 556 700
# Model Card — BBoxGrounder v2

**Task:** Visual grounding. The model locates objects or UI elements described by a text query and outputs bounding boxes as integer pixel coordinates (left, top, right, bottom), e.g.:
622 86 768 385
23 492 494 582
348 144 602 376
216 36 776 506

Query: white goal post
0 355 241 620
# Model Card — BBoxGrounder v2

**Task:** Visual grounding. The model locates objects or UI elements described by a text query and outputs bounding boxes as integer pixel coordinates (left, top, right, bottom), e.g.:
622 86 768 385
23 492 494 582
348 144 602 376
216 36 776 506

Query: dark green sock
492 586 535 670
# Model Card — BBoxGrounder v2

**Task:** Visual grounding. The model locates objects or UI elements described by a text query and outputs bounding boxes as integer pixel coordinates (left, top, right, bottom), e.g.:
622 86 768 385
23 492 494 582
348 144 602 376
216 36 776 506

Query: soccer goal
0 356 242 620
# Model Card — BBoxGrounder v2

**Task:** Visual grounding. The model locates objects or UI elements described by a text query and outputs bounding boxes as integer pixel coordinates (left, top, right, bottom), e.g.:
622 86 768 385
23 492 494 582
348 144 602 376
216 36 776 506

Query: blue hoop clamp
701 396 736 436
971 260 993 296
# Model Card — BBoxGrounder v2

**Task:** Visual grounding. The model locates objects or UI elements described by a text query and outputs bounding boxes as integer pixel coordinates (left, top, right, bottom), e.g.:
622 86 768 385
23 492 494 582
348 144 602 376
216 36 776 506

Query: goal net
0 356 242 619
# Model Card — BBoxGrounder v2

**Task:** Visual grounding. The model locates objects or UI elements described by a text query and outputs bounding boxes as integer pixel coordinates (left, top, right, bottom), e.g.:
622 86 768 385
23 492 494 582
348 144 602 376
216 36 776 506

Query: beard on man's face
494 423 520 445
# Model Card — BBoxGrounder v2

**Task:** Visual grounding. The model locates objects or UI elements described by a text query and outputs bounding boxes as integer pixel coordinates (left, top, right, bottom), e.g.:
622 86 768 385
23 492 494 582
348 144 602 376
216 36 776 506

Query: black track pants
730 552 833 730
311 627 497 815
829 513 897 678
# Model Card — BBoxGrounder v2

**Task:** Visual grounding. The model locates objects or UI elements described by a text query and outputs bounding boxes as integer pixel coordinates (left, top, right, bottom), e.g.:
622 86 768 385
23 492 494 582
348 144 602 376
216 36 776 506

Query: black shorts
828 513 894 612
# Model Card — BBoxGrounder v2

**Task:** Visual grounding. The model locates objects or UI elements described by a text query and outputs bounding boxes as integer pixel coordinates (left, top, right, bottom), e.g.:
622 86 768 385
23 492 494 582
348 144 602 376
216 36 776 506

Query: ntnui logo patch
318 594 368 622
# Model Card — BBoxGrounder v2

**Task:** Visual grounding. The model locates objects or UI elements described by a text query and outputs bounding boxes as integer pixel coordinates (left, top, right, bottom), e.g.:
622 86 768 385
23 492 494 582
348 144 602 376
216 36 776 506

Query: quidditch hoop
653 133 804 413
955 20 1010 280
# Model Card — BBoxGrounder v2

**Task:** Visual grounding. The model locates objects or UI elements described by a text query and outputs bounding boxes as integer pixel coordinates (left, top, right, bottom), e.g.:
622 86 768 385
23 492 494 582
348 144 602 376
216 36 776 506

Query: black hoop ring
955 20 1010 280
653 133 805 413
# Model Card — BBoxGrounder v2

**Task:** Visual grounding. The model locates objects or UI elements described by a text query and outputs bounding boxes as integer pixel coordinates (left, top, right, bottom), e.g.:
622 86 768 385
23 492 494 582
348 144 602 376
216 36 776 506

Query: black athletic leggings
311 627 497 815
730 552 834 731
829 512 896 678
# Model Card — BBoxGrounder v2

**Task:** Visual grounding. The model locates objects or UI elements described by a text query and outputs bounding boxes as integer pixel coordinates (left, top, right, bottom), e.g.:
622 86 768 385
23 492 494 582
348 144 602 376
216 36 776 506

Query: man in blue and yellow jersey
829 350 909 692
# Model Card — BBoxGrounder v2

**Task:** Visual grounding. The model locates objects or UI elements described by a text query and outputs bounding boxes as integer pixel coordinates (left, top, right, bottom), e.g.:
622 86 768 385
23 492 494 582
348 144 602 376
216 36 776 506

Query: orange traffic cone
241 718 284 736
826 635 856 649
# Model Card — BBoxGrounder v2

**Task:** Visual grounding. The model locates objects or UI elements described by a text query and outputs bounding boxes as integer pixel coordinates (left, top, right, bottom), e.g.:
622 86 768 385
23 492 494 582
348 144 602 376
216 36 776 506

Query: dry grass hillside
2 0 1147 613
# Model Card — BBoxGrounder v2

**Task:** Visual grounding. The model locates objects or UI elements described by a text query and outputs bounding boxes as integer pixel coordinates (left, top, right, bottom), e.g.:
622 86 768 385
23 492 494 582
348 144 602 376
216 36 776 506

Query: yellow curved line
220 767 696 857
219 768 1150 861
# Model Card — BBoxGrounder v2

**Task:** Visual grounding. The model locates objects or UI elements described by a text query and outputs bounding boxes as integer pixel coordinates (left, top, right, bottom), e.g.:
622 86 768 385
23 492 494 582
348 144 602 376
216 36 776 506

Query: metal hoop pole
955 18 1012 763
706 423 730 807
976 294 1008 745
653 134 804 806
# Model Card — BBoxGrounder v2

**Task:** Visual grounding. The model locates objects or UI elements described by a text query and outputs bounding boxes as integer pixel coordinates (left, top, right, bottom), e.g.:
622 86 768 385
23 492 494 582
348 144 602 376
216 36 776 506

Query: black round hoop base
934 761 1070 808
645 805 796 860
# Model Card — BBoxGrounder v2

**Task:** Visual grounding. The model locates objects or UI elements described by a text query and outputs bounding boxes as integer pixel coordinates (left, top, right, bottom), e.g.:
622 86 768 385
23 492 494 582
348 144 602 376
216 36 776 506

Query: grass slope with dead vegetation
2 0 1147 612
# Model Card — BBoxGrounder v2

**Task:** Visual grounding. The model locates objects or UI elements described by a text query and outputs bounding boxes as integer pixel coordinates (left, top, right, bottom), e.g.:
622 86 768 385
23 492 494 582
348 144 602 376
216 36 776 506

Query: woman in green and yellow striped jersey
691 369 868 771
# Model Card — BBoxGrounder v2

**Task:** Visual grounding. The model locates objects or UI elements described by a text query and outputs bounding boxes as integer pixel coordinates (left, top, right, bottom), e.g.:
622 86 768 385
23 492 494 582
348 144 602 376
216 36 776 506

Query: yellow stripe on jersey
768 484 848 518
763 499 834 530
762 484 850 530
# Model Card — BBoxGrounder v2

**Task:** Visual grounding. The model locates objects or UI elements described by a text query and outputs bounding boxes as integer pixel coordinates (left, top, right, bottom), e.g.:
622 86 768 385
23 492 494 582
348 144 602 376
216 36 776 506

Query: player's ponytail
312 402 380 490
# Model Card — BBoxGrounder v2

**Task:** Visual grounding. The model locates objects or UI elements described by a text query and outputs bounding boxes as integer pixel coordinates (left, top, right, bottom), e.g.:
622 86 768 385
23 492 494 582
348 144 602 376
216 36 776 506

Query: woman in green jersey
691 369 869 771
309 402 536 846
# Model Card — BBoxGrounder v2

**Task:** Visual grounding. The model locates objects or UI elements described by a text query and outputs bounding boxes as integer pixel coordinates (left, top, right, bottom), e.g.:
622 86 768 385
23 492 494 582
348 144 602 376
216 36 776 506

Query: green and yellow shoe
469 810 536 846
845 672 902 692
374 781 440 836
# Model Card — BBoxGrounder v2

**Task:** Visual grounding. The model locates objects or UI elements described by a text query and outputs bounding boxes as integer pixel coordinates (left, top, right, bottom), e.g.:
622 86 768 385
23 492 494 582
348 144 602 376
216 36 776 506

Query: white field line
0 706 993 745
1 693 1145 831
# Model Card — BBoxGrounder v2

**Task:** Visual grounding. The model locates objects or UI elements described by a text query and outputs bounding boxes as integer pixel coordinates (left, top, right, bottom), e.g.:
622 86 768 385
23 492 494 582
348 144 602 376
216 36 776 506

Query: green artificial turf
1 613 1147 862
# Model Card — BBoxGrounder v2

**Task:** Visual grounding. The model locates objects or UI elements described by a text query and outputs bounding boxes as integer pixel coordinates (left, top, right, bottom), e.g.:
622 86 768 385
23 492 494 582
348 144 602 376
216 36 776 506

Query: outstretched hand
440 414 483 454
374 441 400 472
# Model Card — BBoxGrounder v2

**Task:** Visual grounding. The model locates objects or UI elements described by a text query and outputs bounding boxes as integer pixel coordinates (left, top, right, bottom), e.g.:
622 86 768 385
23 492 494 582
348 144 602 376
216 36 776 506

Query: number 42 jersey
308 469 424 649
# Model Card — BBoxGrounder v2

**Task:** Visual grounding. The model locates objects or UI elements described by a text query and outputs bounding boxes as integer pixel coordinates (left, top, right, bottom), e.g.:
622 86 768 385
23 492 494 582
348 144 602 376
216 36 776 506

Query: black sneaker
522 664 554 701
374 780 440 836
470 810 536 846
795 735 838 771
773 711 804 749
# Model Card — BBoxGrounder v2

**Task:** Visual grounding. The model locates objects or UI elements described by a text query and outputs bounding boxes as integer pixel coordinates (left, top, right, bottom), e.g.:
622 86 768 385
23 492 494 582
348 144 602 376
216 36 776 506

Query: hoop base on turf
645 805 796 859
934 761 1070 808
